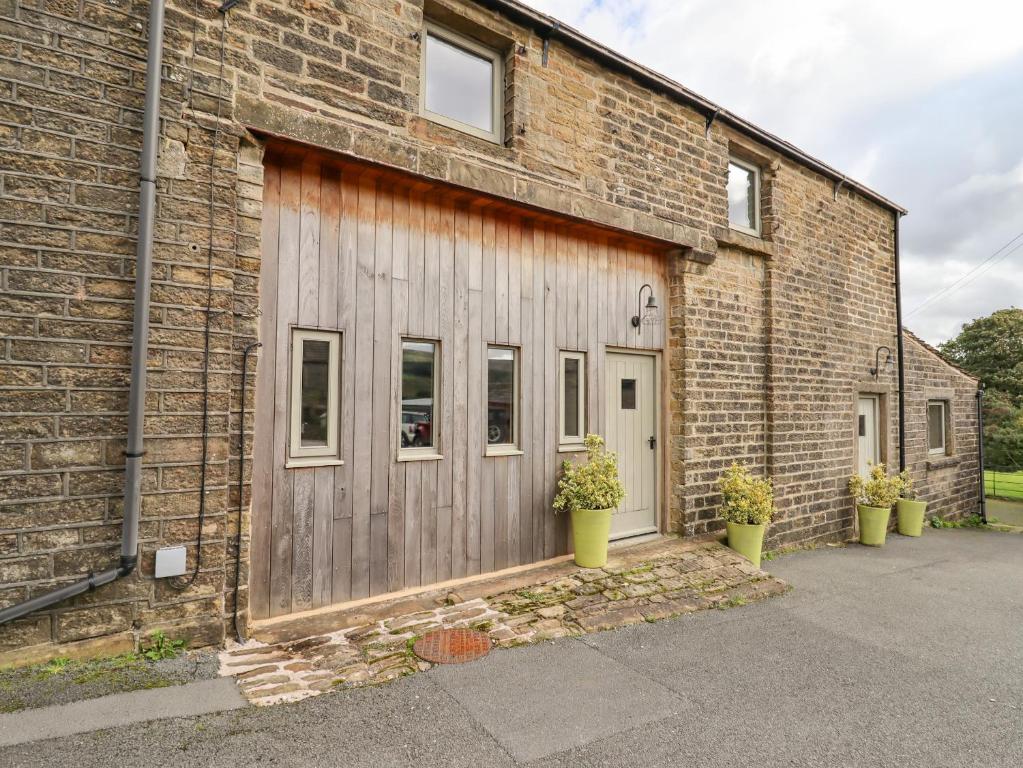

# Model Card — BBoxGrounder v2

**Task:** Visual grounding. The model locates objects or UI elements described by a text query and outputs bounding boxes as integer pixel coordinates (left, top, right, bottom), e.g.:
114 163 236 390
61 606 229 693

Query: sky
522 0 1023 345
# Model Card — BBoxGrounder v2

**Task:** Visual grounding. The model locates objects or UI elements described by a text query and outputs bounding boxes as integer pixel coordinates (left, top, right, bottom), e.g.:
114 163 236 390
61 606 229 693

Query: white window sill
285 458 344 469
557 444 587 453
398 452 444 463
485 446 524 457
728 223 761 238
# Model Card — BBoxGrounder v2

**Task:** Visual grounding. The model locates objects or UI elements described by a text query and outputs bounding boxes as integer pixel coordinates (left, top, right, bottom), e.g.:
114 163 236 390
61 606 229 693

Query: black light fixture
870 345 894 379
631 283 659 334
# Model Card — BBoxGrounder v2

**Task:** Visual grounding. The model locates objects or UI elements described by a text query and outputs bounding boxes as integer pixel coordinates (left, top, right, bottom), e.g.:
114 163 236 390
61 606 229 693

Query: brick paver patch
220 539 787 705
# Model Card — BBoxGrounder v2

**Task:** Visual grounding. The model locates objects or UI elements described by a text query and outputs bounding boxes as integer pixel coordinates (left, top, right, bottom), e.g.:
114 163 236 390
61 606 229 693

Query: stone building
0 0 982 659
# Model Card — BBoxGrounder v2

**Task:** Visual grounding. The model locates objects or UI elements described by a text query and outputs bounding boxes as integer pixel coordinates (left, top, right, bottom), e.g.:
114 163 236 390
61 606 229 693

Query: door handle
648 435 656 449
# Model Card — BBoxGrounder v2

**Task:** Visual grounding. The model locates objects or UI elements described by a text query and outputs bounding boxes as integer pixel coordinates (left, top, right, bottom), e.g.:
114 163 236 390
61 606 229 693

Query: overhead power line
904 229 1023 319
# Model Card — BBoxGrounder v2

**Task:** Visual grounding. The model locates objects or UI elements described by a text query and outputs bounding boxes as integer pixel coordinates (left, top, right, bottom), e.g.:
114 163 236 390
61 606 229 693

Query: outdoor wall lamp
631 283 659 334
870 345 894 379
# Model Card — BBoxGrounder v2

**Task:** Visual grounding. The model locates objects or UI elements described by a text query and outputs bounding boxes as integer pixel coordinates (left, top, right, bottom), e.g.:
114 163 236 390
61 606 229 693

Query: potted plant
895 470 927 537
553 434 626 568
848 463 903 546
718 463 774 568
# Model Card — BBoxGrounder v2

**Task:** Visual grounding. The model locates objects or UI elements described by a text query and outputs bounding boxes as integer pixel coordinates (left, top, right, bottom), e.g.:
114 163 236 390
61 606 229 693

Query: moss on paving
0 649 219 714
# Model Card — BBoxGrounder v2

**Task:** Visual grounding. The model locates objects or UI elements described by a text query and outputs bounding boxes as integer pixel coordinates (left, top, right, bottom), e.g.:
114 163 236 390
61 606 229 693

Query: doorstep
222 535 788 706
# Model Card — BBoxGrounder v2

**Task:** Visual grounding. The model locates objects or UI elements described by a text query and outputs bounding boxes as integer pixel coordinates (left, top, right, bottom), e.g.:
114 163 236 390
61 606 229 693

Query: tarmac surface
2 529 1020 767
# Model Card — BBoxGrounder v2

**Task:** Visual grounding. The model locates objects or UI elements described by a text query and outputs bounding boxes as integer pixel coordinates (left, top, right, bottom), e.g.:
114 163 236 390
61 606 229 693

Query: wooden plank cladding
251 148 668 619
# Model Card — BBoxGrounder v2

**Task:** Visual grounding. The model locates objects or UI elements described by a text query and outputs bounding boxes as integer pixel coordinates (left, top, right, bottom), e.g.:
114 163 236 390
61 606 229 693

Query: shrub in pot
553 434 626 568
848 464 903 547
895 471 927 537
718 463 774 568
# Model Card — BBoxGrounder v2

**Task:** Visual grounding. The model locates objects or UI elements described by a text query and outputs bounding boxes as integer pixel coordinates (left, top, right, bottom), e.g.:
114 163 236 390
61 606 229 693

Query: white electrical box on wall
154 546 187 578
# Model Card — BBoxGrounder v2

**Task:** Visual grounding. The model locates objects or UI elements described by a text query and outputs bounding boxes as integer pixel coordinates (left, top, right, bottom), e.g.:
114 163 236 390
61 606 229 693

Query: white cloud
522 0 1023 345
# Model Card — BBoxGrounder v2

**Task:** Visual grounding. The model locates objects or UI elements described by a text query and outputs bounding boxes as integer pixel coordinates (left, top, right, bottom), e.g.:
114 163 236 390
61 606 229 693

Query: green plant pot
725 521 766 568
857 504 891 546
570 507 613 568
896 499 927 537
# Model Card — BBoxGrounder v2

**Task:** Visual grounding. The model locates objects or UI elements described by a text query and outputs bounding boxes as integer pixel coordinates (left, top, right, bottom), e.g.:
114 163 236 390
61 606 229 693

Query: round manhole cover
413 628 492 664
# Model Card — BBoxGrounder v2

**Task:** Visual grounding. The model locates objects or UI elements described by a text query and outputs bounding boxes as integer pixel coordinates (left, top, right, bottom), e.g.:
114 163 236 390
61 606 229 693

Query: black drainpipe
0 0 165 627
894 212 906 472
977 385 987 522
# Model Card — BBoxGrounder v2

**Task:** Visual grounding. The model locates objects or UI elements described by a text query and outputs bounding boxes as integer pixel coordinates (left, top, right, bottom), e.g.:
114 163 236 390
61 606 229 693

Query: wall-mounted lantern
631 283 659 334
870 345 894 380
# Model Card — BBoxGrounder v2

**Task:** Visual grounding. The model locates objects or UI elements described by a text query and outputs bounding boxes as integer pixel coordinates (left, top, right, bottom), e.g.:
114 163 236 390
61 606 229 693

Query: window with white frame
559 351 586 447
399 339 440 459
289 328 341 464
486 346 518 451
927 400 947 455
421 22 503 143
727 157 761 236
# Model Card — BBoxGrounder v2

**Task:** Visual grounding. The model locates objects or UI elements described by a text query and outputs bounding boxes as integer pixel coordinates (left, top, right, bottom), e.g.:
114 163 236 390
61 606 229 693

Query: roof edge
480 0 908 216
904 329 980 383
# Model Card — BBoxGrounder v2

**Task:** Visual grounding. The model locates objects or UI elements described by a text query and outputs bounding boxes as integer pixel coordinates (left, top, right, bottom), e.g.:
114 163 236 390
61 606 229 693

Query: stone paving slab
219 540 787 706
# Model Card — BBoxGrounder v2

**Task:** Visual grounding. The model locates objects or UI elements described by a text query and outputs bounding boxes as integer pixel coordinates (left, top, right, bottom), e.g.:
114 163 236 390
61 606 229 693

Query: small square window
621 378 637 410
400 339 440 459
727 157 760 236
422 23 503 143
559 351 586 446
486 346 518 451
927 401 947 455
289 328 341 465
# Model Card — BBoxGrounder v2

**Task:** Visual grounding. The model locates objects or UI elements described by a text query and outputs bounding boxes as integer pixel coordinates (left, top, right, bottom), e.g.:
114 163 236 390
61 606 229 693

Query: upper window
421 23 503 143
559 351 586 447
289 328 341 464
727 157 761 236
927 400 947 455
400 339 440 459
486 346 518 452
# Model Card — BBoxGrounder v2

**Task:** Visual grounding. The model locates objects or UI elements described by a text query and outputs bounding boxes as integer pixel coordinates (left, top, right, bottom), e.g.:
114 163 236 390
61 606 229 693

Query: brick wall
0 0 952 656
903 333 981 520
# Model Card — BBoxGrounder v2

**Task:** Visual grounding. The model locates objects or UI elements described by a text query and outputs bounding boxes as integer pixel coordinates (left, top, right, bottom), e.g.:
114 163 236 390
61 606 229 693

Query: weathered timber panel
251 151 667 618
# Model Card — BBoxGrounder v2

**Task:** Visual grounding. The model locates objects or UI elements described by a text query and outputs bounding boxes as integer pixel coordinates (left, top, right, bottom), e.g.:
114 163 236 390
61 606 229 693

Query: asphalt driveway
4 529 1021 767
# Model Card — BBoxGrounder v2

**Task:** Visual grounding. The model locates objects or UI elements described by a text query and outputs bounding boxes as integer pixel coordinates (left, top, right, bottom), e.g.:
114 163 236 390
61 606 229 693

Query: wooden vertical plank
518 219 533 564
482 211 496 342
249 156 280 620
268 159 300 617
404 461 421 588
290 160 321 614
423 196 440 338
407 190 425 337
332 168 358 603
595 237 608 438
312 164 339 608
311 465 333 607
350 172 376 600
421 463 437 586
495 214 509 344
507 216 521 346
466 286 483 575
387 281 407 592
543 224 559 557
370 180 393 596
451 205 469 578
570 231 580 350
436 202 454 581
531 224 546 563
586 238 599 434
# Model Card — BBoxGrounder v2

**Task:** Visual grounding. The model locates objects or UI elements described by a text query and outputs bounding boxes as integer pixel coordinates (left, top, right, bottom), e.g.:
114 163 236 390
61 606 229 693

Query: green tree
939 308 1023 405
939 308 1023 469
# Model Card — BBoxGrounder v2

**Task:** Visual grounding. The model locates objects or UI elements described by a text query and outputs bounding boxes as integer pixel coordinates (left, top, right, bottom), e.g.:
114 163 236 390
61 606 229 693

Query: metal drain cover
413 628 492 664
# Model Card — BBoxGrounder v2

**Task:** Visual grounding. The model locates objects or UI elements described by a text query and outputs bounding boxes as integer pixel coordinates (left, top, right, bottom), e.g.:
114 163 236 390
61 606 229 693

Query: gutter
480 0 907 216
0 0 165 626
895 213 906 472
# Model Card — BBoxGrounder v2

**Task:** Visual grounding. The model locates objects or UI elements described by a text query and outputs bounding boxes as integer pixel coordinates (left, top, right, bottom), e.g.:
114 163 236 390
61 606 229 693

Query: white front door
605 352 658 539
857 395 880 477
